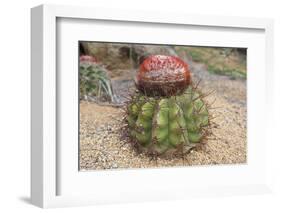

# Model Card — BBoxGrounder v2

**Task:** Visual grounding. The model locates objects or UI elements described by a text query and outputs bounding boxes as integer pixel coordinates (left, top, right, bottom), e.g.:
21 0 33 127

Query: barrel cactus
126 55 210 156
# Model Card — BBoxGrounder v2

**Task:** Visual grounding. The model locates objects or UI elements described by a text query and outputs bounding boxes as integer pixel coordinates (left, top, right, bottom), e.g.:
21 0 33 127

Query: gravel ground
79 60 247 170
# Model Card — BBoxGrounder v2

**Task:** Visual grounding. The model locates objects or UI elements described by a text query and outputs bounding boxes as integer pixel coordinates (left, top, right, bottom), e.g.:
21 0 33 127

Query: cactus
79 55 115 102
126 55 210 155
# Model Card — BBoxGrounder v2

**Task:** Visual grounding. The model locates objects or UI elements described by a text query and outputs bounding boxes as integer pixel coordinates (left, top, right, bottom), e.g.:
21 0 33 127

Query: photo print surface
79 42 247 171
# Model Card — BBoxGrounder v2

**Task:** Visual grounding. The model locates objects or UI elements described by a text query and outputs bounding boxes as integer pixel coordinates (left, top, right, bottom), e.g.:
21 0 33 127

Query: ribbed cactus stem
126 55 210 156
127 86 209 155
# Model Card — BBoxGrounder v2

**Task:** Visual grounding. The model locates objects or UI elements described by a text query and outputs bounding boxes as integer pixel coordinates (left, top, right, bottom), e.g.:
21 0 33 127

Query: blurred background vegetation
80 42 246 79
79 42 246 102
175 46 246 79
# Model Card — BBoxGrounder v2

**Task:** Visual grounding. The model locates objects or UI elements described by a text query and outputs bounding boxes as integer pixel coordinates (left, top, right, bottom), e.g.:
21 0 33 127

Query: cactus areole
126 55 210 156
136 55 191 96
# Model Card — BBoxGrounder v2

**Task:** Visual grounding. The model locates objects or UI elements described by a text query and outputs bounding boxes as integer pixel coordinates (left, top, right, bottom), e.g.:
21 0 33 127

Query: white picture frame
31 4 274 208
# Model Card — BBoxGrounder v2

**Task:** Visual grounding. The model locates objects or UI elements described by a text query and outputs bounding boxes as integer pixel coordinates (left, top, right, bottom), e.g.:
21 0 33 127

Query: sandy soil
79 60 247 170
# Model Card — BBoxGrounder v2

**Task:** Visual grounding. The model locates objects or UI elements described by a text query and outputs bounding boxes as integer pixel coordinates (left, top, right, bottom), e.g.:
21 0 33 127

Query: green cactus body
79 63 115 102
127 86 209 155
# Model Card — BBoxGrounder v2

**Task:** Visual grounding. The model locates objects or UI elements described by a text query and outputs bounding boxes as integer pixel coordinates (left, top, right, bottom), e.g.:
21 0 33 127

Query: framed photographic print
31 4 274 208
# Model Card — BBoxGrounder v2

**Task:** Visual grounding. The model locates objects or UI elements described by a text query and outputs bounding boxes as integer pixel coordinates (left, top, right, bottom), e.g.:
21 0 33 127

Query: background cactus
79 55 116 102
126 55 210 156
